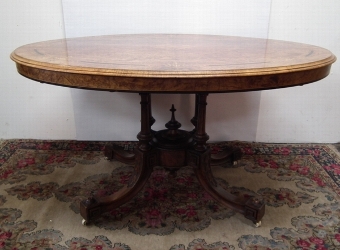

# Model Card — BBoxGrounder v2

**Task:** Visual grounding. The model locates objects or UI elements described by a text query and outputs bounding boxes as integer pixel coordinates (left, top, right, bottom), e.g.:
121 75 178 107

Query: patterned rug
0 140 340 249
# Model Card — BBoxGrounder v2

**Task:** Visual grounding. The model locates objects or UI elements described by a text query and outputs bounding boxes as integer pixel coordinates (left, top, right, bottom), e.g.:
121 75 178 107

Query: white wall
0 0 76 139
256 0 340 143
62 0 271 141
1 0 339 143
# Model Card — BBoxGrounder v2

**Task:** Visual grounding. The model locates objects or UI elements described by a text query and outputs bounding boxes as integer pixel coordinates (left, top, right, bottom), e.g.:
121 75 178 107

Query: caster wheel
233 161 238 166
82 219 88 226
255 221 262 228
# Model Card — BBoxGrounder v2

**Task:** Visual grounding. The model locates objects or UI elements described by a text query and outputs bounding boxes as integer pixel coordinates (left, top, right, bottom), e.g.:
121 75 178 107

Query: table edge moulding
11 34 336 227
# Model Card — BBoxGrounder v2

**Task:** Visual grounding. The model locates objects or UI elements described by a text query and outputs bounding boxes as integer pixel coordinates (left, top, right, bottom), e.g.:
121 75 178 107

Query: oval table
11 34 336 227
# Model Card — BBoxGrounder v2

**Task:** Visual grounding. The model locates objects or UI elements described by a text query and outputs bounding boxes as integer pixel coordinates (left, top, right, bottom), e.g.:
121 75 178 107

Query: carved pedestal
80 93 265 226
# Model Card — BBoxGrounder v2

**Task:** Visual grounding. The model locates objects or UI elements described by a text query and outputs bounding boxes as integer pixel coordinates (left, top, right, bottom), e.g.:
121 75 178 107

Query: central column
151 102 193 171
137 93 153 152
193 93 209 151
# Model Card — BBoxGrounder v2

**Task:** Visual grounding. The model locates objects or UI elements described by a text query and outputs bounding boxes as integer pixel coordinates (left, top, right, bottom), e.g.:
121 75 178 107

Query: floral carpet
0 140 340 249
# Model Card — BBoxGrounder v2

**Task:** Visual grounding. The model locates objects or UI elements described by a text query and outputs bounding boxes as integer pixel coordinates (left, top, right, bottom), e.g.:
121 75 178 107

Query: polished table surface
11 34 336 93
11 34 336 227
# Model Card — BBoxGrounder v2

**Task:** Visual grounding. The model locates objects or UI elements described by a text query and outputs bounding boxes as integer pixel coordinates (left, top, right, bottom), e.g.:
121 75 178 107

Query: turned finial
165 104 181 135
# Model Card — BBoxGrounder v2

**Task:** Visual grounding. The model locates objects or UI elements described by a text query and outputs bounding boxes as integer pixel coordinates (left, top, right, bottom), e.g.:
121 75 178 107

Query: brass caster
255 221 262 228
82 219 88 226
233 161 238 166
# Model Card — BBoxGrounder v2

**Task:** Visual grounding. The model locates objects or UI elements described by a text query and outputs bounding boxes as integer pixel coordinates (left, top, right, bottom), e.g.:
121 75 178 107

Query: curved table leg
191 94 242 167
80 93 265 226
80 148 156 223
210 146 242 167
104 143 136 165
80 93 156 224
190 93 265 225
191 148 265 225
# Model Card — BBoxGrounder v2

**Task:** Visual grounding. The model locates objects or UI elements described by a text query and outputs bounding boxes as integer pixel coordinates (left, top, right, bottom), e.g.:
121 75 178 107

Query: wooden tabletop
11 34 336 93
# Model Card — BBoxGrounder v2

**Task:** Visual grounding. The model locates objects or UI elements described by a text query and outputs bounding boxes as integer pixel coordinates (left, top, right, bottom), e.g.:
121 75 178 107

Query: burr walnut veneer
11 34 336 227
